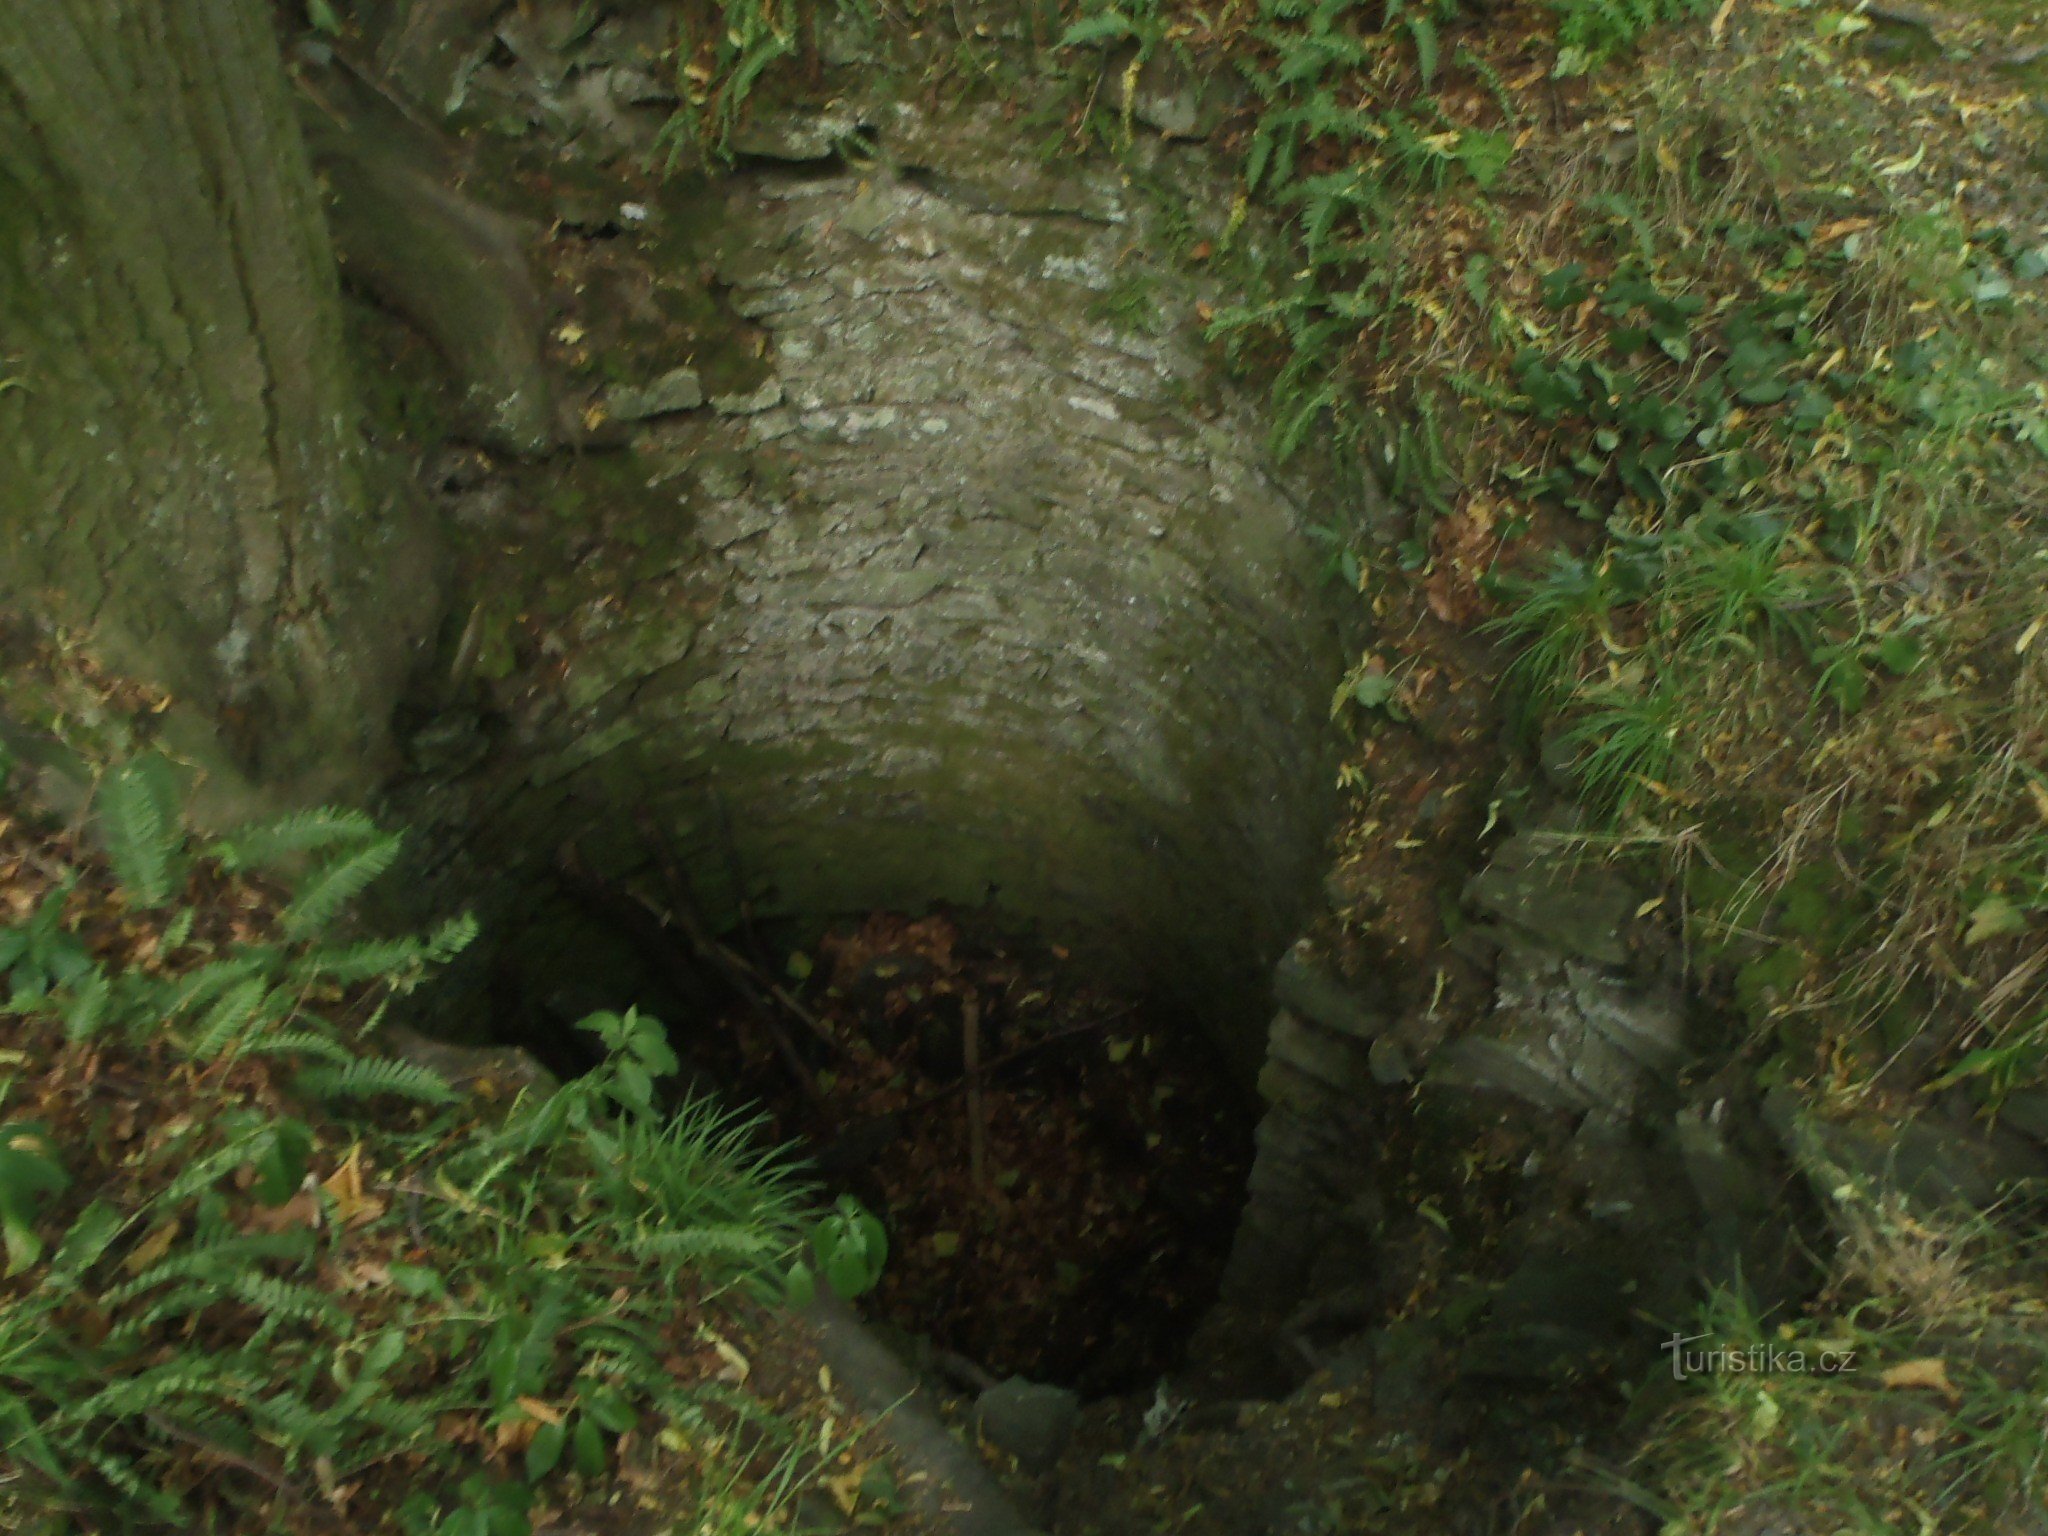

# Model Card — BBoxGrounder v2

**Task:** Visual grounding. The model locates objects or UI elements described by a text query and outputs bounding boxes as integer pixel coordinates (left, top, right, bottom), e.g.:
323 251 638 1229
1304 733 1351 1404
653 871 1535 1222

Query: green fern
156 1126 277 1207
184 976 282 1061
290 934 429 985
244 1030 356 1066
96 753 185 907
209 806 382 871
1 761 824 1529
102 1229 314 1309
288 911 475 986
161 954 277 1021
283 832 402 937
295 1055 457 1106
1552 0 1708 76
60 964 112 1042
47 1200 129 1286
228 1273 348 1332
633 1225 781 1267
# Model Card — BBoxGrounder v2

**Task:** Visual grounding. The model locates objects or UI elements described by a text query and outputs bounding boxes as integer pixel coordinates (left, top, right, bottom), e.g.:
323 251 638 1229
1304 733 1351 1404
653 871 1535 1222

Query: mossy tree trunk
0 0 438 802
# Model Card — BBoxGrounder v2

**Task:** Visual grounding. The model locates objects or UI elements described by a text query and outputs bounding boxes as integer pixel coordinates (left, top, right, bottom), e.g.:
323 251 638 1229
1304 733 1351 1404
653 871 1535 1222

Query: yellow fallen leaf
1878 145 1927 178
495 1416 537 1452
244 1189 320 1234
322 1144 387 1230
701 1329 749 1383
515 1396 563 1427
123 1218 181 1274
825 1467 865 1515
1880 1357 1957 1397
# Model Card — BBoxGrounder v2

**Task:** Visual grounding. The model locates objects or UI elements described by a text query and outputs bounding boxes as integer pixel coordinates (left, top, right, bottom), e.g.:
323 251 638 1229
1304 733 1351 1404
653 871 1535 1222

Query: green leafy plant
96 752 185 908
0 758 838 1531
0 886 91 1008
654 0 841 160
0 1124 66 1274
784 1195 888 1306
1551 0 1709 78
574 1006 679 1117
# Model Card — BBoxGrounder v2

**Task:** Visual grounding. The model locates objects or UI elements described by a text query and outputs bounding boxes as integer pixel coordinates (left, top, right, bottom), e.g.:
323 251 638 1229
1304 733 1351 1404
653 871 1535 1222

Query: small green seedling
0 1122 68 1273
785 1195 887 1307
0 887 92 1009
576 1007 679 1117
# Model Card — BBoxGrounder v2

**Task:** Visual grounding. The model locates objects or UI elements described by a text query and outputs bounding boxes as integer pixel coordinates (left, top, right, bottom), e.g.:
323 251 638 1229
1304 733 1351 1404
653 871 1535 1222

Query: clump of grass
1634 1192 2048 1533
656 0 857 162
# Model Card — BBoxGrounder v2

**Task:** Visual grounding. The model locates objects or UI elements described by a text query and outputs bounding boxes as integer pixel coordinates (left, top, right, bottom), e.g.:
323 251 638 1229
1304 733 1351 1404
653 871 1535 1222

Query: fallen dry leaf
244 1189 320 1234
123 1218 181 1274
825 1467 867 1515
1880 1357 1958 1398
515 1396 564 1427
700 1328 750 1383
322 1143 387 1230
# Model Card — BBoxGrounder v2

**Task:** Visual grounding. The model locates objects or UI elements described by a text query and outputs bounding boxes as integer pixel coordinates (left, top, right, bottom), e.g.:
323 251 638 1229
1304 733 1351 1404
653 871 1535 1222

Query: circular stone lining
406 101 1368 1076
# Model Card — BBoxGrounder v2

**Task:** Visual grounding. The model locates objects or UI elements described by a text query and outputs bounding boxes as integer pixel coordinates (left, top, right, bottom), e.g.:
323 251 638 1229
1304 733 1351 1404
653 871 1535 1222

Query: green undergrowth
0 748 881 1533
1047 3 2048 1515
1045 0 2048 1106
1628 1152 2048 1531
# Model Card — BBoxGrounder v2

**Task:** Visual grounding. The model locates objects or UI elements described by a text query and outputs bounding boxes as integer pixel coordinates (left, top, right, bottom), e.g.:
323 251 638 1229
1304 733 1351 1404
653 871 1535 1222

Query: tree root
297 55 567 458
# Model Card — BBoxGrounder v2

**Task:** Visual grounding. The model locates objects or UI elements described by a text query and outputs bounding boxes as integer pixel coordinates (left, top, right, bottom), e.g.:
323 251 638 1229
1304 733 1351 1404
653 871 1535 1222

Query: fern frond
296 1055 457 1105
103 1229 315 1309
184 976 284 1061
243 1030 354 1066
287 909 476 990
65 1363 224 1424
632 1225 779 1265
158 906 195 954
101 1282 224 1350
422 912 479 965
251 1388 344 1454
283 834 403 937
290 936 427 986
97 753 186 908
210 808 382 872
47 1200 130 1287
156 1125 275 1206
227 1273 349 1331
161 954 277 1020
61 964 113 1042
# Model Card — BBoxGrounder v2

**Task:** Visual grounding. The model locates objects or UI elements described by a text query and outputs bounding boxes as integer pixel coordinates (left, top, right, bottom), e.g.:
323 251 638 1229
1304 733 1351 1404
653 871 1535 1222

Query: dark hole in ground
497 891 1257 1398
711 911 1254 1397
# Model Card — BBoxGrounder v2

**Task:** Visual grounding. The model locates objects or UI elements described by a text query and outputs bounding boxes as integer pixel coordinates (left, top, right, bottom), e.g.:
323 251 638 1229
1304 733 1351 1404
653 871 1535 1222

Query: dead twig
554 839 830 1119
630 808 849 1061
963 992 987 1193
